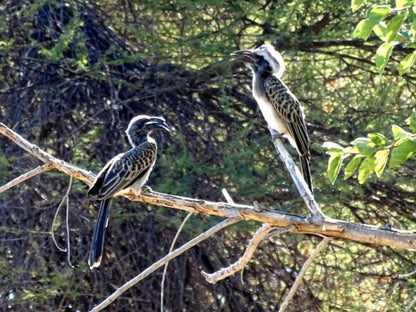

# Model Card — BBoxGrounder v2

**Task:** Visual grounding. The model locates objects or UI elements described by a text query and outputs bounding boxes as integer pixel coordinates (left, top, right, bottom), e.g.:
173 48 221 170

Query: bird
231 44 313 193
87 115 171 269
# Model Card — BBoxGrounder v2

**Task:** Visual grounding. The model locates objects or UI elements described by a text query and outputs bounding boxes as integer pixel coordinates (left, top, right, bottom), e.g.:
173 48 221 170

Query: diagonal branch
268 128 324 219
2 122 416 250
278 237 332 312
90 217 241 312
202 224 293 283
0 122 94 185
0 164 53 194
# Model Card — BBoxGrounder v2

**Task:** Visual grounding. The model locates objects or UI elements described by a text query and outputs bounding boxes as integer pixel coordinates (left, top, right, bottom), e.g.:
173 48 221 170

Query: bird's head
231 44 285 78
126 115 171 146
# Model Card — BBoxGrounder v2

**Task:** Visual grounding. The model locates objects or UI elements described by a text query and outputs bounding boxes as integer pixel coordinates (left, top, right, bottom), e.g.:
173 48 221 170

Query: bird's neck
128 133 150 147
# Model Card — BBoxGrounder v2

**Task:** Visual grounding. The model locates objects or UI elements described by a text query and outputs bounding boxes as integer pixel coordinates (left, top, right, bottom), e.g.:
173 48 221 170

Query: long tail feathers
300 156 313 194
88 199 112 269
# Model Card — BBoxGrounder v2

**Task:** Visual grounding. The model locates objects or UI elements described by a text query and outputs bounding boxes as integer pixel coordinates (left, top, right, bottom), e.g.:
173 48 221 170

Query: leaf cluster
325 113 416 184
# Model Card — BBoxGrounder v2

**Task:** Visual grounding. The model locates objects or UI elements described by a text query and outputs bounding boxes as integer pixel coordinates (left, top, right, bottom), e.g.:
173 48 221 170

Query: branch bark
202 224 293 283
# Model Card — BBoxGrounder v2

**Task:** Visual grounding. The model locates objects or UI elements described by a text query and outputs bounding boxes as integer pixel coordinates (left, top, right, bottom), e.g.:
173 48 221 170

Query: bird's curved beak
148 117 171 133
230 50 257 64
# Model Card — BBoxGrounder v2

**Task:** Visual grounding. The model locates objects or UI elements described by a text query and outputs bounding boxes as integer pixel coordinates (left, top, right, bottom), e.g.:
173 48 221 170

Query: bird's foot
267 126 283 140
140 186 153 194
253 201 264 212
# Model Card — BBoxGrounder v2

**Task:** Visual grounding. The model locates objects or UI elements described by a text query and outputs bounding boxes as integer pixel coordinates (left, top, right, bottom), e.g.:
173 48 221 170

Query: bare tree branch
0 122 94 185
2 122 416 251
202 224 293 283
278 237 332 312
160 211 193 312
90 217 241 312
0 164 53 194
268 128 324 219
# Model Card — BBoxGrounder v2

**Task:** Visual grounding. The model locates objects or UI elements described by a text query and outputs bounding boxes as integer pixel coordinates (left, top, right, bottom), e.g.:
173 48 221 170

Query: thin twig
0 164 53 194
90 217 241 312
399 269 416 278
65 176 74 268
160 212 193 312
221 188 234 204
202 224 293 283
50 176 74 267
278 237 332 312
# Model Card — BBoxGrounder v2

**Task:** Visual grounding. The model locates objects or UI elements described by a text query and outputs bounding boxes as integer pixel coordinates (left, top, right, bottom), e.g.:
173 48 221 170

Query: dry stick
161 189 233 311
90 217 241 312
202 224 293 283
268 127 325 219
160 211 193 312
0 164 53 194
65 176 74 268
278 237 332 312
2 122 416 250
0 122 94 185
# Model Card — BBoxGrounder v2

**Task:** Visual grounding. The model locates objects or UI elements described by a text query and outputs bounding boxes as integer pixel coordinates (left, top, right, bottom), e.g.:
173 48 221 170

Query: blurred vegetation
0 0 415 311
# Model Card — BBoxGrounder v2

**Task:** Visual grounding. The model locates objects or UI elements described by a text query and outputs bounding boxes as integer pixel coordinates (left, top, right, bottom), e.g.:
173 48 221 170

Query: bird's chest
252 77 288 135
129 157 156 194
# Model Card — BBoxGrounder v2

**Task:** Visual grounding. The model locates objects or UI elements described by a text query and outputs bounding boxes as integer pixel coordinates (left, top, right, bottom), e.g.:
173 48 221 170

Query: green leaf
353 137 376 156
345 146 360 154
352 0 365 12
353 19 377 40
406 113 416 133
344 155 362 180
386 14 405 42
373 24 388 41
399 51 416 75
389 138 416 168
374 149 389 177
375 42 394 73
327 155 343 184
396 0 413 8
368 5 391 22
392 124 410 139
368 133 389 147
358 156 377 184
411 19 416 42
323 141 344 151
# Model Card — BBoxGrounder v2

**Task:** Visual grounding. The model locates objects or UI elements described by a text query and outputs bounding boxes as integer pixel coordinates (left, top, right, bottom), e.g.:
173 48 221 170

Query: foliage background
0 0 415 311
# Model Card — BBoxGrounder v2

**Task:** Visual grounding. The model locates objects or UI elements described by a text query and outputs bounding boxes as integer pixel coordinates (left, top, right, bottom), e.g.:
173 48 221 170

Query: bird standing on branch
88 115 171 269
231 44 313 193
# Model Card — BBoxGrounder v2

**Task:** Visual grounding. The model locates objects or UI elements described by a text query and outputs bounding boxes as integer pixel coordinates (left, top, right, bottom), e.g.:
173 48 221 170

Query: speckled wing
88 141 157 200
264 75 310 158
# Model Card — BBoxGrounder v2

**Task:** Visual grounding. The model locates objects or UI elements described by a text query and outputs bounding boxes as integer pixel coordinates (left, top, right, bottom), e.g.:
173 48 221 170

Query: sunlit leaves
389 138 416 167
351 0 365 12
374 149 389 177
353 5 390 40
399 52 416 75
358 155 377 184
325 120 416 184
392 124 410 139
375 42 394 73
395 0 413 8
352 2 416 74
344 155 362 180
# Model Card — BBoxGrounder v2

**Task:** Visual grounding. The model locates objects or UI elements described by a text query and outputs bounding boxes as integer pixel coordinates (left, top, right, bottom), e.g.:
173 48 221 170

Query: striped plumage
231 44 313 193
88 115 170 269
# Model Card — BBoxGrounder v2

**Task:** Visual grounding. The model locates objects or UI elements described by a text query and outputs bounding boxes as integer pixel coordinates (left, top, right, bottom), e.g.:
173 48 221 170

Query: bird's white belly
130 159 156 194
253 92 288 135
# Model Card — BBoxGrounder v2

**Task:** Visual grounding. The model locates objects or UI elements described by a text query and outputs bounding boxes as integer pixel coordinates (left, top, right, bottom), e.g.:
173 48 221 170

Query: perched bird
231 44 313 193
88 115 170 269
